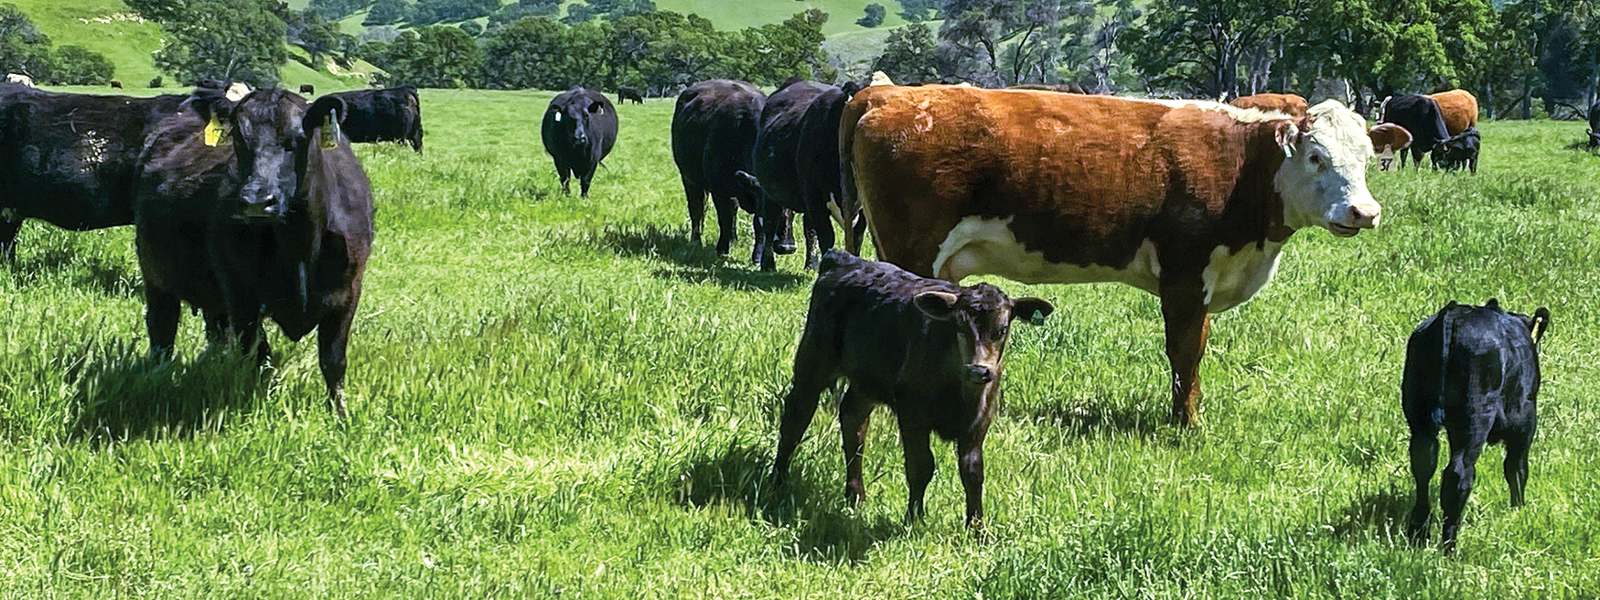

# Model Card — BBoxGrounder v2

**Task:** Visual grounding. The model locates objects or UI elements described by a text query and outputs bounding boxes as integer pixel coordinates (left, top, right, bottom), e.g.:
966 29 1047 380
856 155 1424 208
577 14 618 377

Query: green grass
6 0 165 83
2 91 1599 597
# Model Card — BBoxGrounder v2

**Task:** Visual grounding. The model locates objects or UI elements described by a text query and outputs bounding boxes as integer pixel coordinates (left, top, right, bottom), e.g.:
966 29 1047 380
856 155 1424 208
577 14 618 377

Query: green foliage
148 74 162 87
489 0 562 24
458 19 481 36
410 0 500 25
306 0 371 20
936 0 1074 86
362 0 410 25
872 21 937 82
481 17 608 89
562 2 595 23
858 2 886 26
374 25 484 87
49 43 114 84
1123 0 1306 97
896 0 936 20
153 0 288 87
0 3 53 80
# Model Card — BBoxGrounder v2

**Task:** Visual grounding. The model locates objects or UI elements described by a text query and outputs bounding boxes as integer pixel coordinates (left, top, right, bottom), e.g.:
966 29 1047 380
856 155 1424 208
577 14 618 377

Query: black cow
770 249 1053 527
1587 101 1599 148
0 84 203 260
1432 127 1480 173
739 79 862 272
617 87 644 104
299 84 315 95
325 86 423 153
1381 94 1450 168
670 79 790 260
541 88 617 198
1403 299 1550 555
135 88 375 419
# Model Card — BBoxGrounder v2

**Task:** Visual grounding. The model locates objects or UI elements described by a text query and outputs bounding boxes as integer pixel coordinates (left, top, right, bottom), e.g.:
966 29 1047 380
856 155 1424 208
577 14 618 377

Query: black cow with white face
770 249 1053 528
135 88 375 419
541 88 617 198
1403 299 1550 555
1381 94 1450 168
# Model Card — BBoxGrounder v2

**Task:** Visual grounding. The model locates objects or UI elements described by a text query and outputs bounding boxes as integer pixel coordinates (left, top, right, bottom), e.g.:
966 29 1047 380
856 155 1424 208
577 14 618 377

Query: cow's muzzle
1329 202 1380 236
237 195 286 222
966 365 995 385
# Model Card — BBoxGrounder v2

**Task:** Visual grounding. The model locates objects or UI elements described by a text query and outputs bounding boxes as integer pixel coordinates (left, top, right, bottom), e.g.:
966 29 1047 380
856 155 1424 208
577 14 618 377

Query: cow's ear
588 101 605 114
913 291 959 321
1531 307 1551 343
1011 297 1054 325
1274 121 1301 158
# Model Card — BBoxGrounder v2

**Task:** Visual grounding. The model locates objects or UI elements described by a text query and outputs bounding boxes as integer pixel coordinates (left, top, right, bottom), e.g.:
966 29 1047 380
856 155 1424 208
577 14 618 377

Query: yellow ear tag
320 110 340 149
203 114 227 147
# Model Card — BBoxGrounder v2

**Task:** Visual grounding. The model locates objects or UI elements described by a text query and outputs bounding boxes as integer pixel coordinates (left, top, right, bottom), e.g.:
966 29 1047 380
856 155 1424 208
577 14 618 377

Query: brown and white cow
840 87 1381 425
1230 93 1308 118
1429 90 1478 137
1368 123 1413 171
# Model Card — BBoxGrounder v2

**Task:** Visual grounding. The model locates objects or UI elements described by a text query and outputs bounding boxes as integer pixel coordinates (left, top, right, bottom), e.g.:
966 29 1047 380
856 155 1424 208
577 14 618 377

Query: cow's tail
837 91 870 256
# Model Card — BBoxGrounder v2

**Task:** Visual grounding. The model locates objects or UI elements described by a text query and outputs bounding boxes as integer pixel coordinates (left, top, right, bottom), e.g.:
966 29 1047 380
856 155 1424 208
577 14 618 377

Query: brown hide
1429 90 1479 136
1229 93 1308 118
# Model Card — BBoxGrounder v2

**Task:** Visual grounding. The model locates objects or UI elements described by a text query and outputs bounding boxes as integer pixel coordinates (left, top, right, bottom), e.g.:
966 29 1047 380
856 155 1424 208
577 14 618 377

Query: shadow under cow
6 245 141 299
63 338 269 446
1323 484 1413 542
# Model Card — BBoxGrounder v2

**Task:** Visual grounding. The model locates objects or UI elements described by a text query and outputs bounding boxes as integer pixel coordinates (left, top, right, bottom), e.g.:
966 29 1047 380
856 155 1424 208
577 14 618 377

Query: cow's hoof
775 242 797 255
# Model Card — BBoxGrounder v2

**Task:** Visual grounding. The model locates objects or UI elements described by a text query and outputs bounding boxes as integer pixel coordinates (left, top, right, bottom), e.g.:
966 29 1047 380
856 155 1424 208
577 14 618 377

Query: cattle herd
0 74 1563 554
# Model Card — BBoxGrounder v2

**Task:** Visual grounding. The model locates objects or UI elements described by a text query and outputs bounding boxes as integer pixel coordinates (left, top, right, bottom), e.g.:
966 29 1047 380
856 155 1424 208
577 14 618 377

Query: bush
50 45 115 85
149 75 163 88
857 3 885 27
459 20 482 36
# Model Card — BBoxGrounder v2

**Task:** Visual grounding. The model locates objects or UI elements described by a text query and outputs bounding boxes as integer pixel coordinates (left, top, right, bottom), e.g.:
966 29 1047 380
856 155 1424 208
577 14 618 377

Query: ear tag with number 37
320 110 340 149
203 114 228 147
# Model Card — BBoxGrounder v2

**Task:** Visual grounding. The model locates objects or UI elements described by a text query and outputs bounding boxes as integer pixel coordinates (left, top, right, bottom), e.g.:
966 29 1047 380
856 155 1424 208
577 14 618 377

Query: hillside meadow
1 89 1598 597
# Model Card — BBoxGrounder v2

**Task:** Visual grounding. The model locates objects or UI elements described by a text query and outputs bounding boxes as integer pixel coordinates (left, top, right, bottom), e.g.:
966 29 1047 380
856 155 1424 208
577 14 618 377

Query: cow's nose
966 365 994 385
1348 203 1380 228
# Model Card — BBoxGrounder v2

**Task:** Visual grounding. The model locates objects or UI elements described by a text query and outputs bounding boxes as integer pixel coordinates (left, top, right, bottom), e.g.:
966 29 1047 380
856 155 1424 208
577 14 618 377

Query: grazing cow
300 84 315 95
739 79 861 271
770 249 1053 527
541 88 617 198
1381 94 1450 168
1432 127 1480 173
1230 93 1309 118
1403 300 1549 555
135 88 374 419
109 79 123 89
1429 89 1479 136
842 87 1380 426
1587 101 1599 148
617 87 644 104
670 79 791 260
1367 123 1413 171
0 84 207 260
324 86 424 152
5 73 33 87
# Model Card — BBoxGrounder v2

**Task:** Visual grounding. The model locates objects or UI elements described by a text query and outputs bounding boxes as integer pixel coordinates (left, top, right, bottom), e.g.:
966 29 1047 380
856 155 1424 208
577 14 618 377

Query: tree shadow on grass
7 246 141 298
1324 484 1413 541
1003 396 1182 446
63 338 268 446
651 266 809 292
663 435 907 564
585 223 810 291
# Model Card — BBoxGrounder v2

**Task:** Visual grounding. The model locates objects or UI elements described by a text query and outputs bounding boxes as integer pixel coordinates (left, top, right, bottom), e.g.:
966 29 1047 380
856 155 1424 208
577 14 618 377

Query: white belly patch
932 216 1161 293
1200 242 1283 312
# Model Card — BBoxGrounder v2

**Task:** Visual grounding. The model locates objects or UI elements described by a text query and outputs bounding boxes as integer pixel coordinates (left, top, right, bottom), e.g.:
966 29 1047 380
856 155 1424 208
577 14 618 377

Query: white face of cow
1274 100 1382 237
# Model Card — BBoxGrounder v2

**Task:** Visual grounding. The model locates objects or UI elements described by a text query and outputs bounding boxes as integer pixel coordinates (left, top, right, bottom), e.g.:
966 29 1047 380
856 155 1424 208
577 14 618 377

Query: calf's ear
913 291 959 321
1531 307 1551 343
1011 297 1054 325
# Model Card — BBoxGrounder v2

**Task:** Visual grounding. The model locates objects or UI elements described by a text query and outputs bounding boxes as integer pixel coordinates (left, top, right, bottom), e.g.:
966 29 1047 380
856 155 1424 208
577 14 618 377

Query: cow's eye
998 323 1009 337
1309 154 1325 170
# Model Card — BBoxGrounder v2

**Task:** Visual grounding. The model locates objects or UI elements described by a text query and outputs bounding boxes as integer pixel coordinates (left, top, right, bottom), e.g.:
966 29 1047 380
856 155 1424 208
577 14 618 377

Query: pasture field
2 89 1598 597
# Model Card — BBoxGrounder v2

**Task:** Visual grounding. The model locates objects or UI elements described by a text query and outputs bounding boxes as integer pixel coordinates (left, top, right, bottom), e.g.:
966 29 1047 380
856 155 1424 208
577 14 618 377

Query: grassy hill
7 0 165 84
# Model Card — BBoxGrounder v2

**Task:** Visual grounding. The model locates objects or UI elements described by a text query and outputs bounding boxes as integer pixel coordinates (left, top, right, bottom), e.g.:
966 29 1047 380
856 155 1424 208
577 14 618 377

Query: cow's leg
202 309 229 347
0 217 20 262
1407 430 1440 544
1503 430 1533 507
225 291 272 366
956 430 987 529
317 301 358 420
775 209 797 256
555 163 572 196
579 166 595 198
1439 427 1487 555
899 415 935 523
683 180 707 244
713 195 738 256
803 208 833 271
753 203 779 272
145 287 182 361
838 388 872 506
1160 286 1210 426
770 345 835 489
1470 154 1478 174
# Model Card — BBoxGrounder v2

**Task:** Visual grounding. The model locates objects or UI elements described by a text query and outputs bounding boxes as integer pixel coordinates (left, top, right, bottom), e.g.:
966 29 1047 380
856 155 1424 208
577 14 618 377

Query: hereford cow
1432 127 1479 173
739 79 859 271
325 86 423 152
1403 300 1549 555
670 79 790 259
1381 94 1450 169
542 88 617 198
617 87 644 104
1429 89 1479 136
135 88 375 419
1367 123 1413 171
0 84 206 260
841 87 1381 425
770 249 1053 527
5 73 33 87
1230 92 1309 118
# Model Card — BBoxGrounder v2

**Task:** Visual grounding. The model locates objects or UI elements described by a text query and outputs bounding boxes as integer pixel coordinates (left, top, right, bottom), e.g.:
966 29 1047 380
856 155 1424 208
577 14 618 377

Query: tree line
0 4 116 85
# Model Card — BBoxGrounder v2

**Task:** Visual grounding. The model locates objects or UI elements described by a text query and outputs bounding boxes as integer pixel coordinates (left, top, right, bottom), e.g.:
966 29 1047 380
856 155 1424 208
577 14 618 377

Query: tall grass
1 91 1596 597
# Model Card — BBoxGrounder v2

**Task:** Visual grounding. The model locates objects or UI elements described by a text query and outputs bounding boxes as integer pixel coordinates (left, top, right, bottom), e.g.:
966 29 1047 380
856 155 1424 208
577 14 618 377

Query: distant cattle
5 73 32 87
325 86 424 152
135 88 375 419
1381 94 1450 168
739 79 861 271
842 87 1380 425
542 88 617 198
671 79 775 259
300 84 315 95
1430 89 1479 136
770 249 1052 527
1587 101 1599 147
617 87 644 104
0 84 206 260
1368 123 1413 171
1229 93 1308 118
1403 300 1549 555
109 79 123 89
1432 127 1479 173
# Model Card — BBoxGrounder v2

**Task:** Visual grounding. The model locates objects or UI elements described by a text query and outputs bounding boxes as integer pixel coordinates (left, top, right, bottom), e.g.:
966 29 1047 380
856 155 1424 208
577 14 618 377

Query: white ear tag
553 112 562 122
320 109 340 149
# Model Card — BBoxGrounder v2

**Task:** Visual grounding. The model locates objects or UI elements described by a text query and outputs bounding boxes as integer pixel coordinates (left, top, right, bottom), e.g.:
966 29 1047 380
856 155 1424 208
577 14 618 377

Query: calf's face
912 284 1053 387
